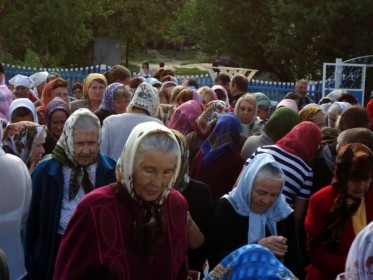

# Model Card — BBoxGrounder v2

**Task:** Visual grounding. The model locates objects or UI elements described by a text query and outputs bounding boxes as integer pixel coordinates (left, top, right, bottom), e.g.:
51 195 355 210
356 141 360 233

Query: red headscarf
276 121 322 163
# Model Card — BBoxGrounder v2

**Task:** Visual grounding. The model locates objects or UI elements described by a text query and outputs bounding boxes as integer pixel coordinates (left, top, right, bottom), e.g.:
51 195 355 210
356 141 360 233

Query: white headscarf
127 82 160 117
116 121 181 205
29 71 49 87
225 153 293 243
9 74 33 89
8 98 39 123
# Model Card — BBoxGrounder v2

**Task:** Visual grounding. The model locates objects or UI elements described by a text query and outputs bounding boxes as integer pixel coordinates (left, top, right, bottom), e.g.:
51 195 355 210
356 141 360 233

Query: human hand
258 236 288 257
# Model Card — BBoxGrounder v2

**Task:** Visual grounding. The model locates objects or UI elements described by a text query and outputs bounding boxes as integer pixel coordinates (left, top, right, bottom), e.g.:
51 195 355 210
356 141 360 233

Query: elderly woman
207 153 302 277
234 93 257 137
24 109 116 280
2 121 47 173
53 121 189 279
70 73 107 113
94 82 132 125
305 143 373 280
299 104 326 128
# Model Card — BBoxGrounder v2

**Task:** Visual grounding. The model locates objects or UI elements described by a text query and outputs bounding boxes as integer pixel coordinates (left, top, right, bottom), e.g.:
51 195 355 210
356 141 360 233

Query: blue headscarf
98 82 124 113
201 113 240 165
225 153 293 243
207 244 295 280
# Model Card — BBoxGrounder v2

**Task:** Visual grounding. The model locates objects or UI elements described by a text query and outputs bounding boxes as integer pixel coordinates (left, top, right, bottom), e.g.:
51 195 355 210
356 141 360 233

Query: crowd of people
0 60 373 280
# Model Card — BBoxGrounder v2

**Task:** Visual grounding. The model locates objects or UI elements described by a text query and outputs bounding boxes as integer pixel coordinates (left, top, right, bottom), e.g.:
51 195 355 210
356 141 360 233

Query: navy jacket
24 154 116 280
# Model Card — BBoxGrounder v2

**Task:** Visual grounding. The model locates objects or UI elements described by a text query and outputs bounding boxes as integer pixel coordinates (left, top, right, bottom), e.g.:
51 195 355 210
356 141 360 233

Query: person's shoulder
98 153 117 168
78 185 115 208
310 185 335 201
167 189 188 207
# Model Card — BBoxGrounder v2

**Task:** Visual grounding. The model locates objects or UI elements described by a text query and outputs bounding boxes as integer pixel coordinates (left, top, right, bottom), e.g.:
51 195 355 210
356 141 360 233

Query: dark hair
159 62 165 68
214 73 231 85
231 74 248 92
0 63 5 74
338 106 370 131
153 68 175 80
214 88 226 101
11 107 33 122
183 78 199 89
337 93 359 105
104 65 131 84
175 89 194 104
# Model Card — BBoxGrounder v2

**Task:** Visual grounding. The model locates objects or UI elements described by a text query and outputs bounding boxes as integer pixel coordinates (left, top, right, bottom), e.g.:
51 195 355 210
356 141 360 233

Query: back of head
252 92 271 110
231 74 248 92
214 73 231 85
337 127 373 151
104 65 131 85
265 107 301 142
127 82 160 117
338 106 370 131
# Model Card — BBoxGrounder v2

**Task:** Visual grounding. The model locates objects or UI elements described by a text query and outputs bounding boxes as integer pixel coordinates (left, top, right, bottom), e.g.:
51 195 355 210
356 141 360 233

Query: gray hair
73 114 100 131
255 163 284 184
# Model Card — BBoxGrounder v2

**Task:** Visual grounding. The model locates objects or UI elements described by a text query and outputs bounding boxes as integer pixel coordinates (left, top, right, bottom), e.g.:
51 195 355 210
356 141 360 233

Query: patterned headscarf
201 113 241 165
8 98 39 123
2 121 46 165
264 107 300 142
316 143 373 250
168 100 203 135
116 121 181 206
170 129 190 192
225 153 293 243
276 121 322 163
98 82 124 113
52 108 101 199
299 105 322 122
338 221 373 280
46 97 70 131
0 85 13 122
127 82 160 117
82 73 107 98
207 244 296 280
193 100 230 138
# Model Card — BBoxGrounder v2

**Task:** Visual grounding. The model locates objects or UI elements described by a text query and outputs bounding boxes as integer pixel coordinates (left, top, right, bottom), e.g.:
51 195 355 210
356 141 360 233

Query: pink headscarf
276 99 298 112
168 100 203 135
276 121 322 163
211 85 231 107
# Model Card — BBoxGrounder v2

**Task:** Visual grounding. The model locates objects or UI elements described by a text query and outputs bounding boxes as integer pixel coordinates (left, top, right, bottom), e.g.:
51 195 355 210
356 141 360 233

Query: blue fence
4 64 323 102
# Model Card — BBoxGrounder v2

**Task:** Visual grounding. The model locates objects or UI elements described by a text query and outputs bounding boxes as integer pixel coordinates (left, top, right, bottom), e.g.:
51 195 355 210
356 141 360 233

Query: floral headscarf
98 82 124 113
338 221 373 280
201 113 241 165
168 100 203 135
2 121 46 165
0 85 13 121
276 121 322 163
127 82 160 117
224 153 293 243
299 105 322 122
52 108 101 199
192 100 229 137
116 121 181 206
46 97 70 131
8 98 39 123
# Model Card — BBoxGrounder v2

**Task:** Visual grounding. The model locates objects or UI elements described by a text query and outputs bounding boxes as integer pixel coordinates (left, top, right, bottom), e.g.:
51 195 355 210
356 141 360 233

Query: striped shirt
246 145 313 207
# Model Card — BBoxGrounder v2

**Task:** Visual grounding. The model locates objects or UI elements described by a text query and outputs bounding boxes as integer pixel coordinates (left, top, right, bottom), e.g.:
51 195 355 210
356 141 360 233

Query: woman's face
114 96 131 114
72 87 83 99
53 87 69 105
72 127 99 166
49 110 68 138
88 80 105 103
30 134 46 164
238 100 255 124
250 178 282 214
133 150 177 202
346 178 372 198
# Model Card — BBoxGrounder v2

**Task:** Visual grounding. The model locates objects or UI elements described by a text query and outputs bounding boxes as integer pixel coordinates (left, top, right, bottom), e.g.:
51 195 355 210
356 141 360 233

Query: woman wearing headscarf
24 109 116 280
337 221 373 280
100 82 162 161
186 100 229 164
8 98 39 123
327 101 351 128
234 93 257 137
305 143 373 280
168 100 203 136
36 78 70 125
70 73 107 113
94 82 132 125
0 85 13 122
190 113 246 202
241 107 301 159
172 129 213 273
207 153 302 277
2 121 47 173
211 85 231 108
53 122 189 279
299 104 326 128
0 119 32 280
